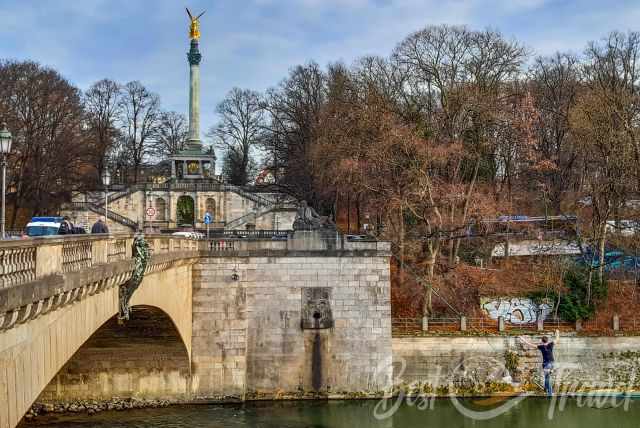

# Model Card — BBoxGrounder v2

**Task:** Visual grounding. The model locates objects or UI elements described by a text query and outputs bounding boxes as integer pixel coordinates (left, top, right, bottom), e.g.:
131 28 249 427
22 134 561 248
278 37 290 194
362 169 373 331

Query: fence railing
107 238 128 263
209 240 237 252
466 317 498 332
62 240 93 273
392 315 632 336
215 229 290 239
0 234 201 290
0 246 37 288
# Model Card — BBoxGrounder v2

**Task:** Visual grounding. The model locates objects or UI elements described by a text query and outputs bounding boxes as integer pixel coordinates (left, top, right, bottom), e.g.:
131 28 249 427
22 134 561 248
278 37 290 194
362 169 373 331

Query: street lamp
0 123 12 240
101 168 111 227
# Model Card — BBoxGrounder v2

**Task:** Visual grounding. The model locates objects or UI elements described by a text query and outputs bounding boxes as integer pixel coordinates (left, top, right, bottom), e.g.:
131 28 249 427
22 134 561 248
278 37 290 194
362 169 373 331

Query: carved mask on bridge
301 287 333 329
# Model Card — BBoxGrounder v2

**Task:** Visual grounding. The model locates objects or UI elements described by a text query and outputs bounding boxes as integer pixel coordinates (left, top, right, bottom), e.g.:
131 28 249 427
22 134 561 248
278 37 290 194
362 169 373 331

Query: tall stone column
187 39 202 148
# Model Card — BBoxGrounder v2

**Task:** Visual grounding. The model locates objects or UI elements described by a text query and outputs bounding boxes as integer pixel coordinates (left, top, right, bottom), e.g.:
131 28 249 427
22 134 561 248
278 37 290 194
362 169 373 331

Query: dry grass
391 256 640 330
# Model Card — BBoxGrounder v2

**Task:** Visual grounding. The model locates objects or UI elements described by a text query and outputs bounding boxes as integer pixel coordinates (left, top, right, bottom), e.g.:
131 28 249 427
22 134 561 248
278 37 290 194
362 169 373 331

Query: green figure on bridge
118 236 150 323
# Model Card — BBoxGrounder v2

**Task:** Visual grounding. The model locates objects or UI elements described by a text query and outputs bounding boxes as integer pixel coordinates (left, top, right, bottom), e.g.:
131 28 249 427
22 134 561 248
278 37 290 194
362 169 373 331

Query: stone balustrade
0 234 203 290
204 230 391 256
1 231 386 293
0 234 201 332
0 245 36 288
0 231 388 333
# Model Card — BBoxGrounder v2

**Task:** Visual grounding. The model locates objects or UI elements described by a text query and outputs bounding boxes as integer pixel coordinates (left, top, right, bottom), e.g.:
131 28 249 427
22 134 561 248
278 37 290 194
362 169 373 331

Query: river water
21 397 639 427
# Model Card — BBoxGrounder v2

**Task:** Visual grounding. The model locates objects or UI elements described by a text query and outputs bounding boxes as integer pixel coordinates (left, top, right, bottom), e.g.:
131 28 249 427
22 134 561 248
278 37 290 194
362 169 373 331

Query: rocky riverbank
24 397 180 421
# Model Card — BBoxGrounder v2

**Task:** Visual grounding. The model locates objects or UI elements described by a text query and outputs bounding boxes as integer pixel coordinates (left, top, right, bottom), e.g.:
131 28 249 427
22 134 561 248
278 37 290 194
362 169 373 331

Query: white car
26 217 63 237
171 231 205 240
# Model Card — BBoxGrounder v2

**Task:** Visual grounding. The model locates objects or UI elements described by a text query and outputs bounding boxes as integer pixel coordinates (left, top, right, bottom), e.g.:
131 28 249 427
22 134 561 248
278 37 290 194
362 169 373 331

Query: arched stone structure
155 197 167 221
177 195 195 226
38 305 190 403
205 197 216 220
0 263 194 428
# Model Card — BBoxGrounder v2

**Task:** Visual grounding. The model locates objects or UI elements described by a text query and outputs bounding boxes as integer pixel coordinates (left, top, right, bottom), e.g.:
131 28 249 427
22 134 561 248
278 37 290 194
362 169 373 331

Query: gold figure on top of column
186 8 206 40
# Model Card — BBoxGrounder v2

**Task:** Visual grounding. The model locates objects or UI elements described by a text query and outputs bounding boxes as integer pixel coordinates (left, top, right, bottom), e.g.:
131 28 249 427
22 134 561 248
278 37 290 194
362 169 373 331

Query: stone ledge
0 250 199 330
199 250 391 258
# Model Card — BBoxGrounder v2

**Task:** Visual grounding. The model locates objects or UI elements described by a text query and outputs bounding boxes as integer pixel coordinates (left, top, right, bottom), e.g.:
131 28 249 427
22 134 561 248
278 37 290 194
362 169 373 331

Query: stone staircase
66 202 139 231
225 193 297 230
77 181 295 231
88 187 141 208
225 206 275 230
224 184 275 209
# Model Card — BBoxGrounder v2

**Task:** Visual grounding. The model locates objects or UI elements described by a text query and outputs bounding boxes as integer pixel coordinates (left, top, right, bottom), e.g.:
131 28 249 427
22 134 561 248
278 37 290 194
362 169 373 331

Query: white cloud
1 0 639 136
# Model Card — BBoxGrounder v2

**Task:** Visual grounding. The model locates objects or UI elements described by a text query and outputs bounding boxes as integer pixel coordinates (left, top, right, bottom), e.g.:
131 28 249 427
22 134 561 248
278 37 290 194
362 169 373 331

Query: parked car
171 231 204 240
25 217 63 237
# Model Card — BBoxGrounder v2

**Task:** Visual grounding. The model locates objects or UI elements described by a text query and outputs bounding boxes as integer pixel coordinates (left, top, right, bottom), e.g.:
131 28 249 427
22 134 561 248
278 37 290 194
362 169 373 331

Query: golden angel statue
186 8 206 40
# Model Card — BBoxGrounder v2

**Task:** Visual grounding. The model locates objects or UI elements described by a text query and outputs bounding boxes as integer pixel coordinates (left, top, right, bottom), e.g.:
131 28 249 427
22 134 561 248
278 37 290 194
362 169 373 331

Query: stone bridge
0 234 199 428
0 232 393 428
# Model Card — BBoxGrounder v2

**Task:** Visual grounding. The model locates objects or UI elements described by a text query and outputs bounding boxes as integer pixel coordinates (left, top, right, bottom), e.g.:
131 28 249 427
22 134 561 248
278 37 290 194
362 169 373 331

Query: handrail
79 181 296 229
225 211 258 230
93 188 139 207
224 184 274 207
69 202 139 230
223 188 296 229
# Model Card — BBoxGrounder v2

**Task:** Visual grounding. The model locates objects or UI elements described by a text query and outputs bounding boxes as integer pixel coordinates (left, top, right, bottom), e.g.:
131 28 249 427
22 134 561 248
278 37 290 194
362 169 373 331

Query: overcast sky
1 0 639 134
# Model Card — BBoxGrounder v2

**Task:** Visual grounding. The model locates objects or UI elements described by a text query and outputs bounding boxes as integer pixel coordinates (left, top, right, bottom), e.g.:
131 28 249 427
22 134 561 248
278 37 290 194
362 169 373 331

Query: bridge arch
0 258 194 428
38 305 190 404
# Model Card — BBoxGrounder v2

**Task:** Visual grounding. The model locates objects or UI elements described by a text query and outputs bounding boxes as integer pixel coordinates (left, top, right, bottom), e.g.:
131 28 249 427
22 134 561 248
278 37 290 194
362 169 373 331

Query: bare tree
527 53 581 213
0 60 86 223
394 25 528 265
118 81 161 183
210 88 263 185
261 62 326 205
84 79 121 184
584 31 640 186
153 111 188 159
570 31 640 291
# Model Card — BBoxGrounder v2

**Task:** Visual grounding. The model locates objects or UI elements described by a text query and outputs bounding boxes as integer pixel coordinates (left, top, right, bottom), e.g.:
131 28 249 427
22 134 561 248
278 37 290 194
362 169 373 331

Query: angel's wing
185 7 194 20
196 10 206 19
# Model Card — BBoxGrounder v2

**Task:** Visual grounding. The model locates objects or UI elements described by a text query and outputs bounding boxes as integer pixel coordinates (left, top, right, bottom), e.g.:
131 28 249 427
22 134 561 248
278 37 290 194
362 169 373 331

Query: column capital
187 39 202 65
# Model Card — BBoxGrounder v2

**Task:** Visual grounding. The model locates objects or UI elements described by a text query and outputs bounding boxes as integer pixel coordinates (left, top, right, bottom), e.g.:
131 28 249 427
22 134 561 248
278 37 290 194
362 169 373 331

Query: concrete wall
191 252 393 399
393 336 640 393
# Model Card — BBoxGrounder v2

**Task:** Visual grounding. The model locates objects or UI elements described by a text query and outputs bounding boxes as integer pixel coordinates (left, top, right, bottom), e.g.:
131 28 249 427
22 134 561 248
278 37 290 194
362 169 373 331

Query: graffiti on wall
481 297 553 324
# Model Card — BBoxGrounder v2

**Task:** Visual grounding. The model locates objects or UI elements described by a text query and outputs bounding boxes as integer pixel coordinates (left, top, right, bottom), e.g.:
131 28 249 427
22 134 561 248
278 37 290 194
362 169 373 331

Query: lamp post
101 169 111 226
0 123 12 240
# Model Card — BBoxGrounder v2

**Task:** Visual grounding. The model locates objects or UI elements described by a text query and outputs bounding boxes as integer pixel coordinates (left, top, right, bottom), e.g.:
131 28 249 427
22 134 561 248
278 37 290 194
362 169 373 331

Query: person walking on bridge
91 216 109 234
58 216 75 235
519 329 560 396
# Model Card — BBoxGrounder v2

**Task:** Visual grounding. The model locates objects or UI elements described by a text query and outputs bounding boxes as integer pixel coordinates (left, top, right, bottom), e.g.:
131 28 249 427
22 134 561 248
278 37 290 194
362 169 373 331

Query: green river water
21 397 639 427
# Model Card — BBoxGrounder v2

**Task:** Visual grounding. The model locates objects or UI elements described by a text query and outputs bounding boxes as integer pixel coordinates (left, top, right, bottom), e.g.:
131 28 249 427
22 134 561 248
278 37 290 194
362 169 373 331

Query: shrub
557 266 607 322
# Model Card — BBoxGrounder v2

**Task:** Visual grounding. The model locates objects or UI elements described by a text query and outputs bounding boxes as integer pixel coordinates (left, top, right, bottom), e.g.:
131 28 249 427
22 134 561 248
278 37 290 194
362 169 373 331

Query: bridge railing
0 233 200 290
203 232 391 254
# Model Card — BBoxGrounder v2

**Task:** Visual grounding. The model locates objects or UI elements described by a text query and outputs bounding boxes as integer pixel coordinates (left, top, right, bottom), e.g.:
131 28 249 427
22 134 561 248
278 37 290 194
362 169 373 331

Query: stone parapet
202 230 391 258
0 234 200 332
